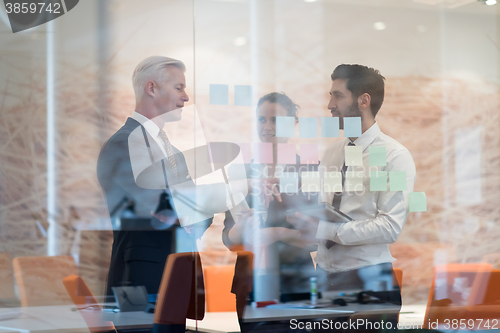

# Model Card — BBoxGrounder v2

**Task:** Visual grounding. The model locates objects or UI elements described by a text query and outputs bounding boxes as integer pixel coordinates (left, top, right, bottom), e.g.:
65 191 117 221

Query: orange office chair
204 265 237 312
423 263 494 330
466 269 500 324
63 275 116 333
393 267 403 289
153 252 205 333
13 255 78 307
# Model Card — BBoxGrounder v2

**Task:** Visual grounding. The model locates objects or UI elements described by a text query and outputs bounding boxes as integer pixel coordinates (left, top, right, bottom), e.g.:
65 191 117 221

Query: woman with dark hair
223 92 304 250
222 93 326 330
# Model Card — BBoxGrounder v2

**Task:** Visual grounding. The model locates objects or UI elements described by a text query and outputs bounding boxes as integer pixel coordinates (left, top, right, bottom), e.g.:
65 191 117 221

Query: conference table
0 303 426 332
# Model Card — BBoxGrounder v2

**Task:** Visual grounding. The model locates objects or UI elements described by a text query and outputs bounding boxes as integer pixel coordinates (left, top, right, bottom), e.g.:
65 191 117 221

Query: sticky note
343 117 362 137
321 117 339 137
276 116 295 138
237 143 252 164
280 172 298 194
369 146 387 166
210 84 229 105
277 143 296 164
389 171 407 191
254 143 273 164
300 144 319 164
299 117 317 138
234 85 252 106
409 192 427 212
370 171 387 191
301 171 320 192
345 145 363 166
345 170 364 192
324 172 342 193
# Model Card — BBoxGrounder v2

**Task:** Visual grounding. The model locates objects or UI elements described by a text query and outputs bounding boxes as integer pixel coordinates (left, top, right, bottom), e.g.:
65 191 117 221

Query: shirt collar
352 121 381 150
131 111 160 138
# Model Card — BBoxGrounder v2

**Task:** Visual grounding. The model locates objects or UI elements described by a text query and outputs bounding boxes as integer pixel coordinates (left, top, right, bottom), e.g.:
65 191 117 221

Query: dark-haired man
288 64 416 329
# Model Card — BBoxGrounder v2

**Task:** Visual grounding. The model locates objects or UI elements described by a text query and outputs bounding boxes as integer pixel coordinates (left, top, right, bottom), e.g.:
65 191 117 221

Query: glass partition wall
0 0 499 331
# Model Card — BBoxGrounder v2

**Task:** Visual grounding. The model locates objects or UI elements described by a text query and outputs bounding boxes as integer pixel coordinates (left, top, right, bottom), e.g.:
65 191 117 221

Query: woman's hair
256 92 299 119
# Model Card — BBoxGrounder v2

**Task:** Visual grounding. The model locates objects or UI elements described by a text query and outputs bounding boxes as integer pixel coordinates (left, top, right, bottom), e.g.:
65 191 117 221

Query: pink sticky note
277 143 296 164
254 142 273 163
237 143 252 164
300 144 319 164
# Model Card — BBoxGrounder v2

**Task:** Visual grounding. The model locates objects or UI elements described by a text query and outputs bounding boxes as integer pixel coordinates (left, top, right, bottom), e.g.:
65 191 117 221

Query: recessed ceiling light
233 37 247 46
373 22 386 31
485 0 497 5
304 0 318 2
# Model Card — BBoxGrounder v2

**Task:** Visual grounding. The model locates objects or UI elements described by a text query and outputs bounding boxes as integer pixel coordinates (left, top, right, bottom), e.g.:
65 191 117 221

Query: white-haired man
97 56 211 300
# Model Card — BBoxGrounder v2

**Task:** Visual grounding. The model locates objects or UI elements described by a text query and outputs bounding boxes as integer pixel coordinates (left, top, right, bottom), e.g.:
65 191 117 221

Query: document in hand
286 202 353 223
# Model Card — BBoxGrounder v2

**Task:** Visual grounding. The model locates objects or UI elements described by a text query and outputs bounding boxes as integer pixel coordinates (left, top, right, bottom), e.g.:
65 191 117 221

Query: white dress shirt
131 111 168 158
315 122 416 272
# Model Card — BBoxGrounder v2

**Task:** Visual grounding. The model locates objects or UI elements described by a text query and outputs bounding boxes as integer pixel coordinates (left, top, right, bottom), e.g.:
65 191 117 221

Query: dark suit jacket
97 117 211 295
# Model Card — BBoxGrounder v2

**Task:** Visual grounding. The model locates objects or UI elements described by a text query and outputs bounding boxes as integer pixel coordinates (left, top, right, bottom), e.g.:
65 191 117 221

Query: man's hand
286 212 319 246
248 177 282 208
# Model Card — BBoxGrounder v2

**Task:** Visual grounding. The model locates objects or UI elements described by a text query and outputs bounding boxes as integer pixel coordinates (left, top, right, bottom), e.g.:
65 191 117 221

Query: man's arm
316 150 416 246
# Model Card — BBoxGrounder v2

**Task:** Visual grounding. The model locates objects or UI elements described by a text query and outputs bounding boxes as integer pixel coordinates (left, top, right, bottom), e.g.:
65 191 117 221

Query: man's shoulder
101 118 141 147
375 132 415 170
375 132 411 154
98 118 142 161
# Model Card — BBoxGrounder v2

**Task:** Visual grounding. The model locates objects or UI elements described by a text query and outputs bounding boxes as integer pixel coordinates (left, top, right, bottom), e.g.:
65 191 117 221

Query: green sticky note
410 192 427 212
389 171 407 191
370 171 387 191
369 146 386 166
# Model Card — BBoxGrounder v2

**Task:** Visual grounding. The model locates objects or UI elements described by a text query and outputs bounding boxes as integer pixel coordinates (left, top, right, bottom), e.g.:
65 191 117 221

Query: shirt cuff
316 221 342 241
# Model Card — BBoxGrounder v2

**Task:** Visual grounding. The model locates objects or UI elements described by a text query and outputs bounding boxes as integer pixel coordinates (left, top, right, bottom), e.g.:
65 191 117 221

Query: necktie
158 129 178 178
326 141 355 249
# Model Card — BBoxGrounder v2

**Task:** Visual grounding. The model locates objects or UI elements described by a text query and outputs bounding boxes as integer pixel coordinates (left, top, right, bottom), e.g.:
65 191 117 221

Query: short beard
338 100 362 131
346 100 362 118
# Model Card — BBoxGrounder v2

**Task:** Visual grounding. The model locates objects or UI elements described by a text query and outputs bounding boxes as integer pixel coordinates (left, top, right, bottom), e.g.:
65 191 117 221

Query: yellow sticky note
301 171 320 193
345 170 364 192
345 145 363 166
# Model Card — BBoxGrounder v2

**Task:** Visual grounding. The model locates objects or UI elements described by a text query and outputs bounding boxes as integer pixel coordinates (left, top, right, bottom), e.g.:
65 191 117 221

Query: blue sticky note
321 117 339 137
409 192 427 212
276 116 295 138
210 84 228 105
389 171 407 191
280 172 298 194
343 117 362 137
299 118 317 138
234 85 252 106
370 171 387 191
